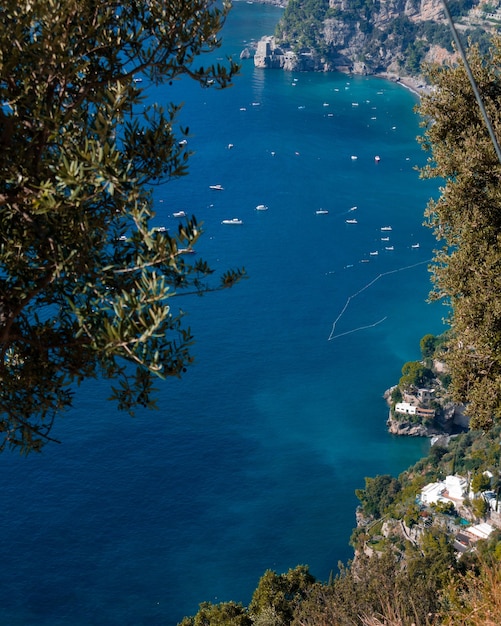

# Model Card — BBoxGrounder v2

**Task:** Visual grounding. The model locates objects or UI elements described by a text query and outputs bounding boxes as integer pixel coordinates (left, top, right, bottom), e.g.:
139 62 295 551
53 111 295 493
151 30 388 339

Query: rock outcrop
251 0 492 77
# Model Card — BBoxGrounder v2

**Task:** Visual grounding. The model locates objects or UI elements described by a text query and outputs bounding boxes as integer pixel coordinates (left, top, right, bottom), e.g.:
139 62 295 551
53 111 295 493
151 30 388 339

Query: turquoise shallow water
0 4 447 625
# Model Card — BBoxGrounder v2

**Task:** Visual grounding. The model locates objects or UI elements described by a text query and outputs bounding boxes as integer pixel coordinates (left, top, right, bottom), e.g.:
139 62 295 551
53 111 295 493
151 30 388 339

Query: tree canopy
418 34 501 431
0 0 244 453
355 474 401 518
399 360 434 390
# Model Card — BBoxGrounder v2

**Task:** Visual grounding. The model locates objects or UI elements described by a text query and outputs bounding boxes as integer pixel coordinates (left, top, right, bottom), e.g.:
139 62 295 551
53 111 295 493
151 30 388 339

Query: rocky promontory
248 0 497 82
383 361 470 438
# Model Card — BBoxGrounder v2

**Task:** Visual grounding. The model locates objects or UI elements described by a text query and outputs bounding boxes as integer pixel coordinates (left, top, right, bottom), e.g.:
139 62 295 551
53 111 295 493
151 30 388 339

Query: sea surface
0 3 447 625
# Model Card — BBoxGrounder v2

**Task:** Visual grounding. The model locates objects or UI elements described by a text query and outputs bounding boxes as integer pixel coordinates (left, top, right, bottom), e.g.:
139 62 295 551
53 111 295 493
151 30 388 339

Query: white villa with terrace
420 475 468 505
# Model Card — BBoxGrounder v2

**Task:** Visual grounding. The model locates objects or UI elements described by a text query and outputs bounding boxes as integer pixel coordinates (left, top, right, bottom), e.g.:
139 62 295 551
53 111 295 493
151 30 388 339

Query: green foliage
472 496 489 520
391 385 403 404
355 474 401 518
399 361 434 390
433 500 456 515
418 35 501 431
420 333 438 360
471 472 492 494
429 444 449 465
411 527 458 585
292 549 451 626
249 565 316 625
0 0 244 453
178 601 251 626
403 502 421 528
277 0 331 52
448 0 476 18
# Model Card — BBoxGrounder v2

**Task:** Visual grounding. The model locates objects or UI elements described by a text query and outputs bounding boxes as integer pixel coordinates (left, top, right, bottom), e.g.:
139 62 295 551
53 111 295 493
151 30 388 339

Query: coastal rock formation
384 386 469 438
252 0 492 78
253 37 325 71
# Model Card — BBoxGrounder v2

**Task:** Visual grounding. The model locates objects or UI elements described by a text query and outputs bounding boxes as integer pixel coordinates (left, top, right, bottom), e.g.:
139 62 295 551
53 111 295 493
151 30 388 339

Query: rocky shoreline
374 73 432 98
383 384 469 438
246 36 432 97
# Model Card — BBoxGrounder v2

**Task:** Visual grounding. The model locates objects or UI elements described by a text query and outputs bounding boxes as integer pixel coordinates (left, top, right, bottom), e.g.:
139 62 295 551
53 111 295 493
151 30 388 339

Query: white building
445 475 468 500
465 522 495 541
420 475 468 505
421 482 445 505
395 402 416 415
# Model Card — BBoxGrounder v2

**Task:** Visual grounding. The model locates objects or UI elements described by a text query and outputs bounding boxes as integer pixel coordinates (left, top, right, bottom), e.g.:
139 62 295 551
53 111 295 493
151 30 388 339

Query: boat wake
327 260 430 341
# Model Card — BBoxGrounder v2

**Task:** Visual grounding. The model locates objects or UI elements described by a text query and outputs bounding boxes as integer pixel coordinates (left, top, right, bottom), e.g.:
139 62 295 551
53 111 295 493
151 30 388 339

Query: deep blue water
0 4 447 625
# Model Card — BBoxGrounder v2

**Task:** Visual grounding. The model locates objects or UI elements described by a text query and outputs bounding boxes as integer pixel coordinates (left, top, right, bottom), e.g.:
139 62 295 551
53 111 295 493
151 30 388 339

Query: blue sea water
0 3 447 625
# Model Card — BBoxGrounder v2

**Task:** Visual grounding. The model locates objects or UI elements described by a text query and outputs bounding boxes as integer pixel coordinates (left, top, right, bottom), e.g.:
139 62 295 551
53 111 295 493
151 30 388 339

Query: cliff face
253 0 487 77
322 0 450 73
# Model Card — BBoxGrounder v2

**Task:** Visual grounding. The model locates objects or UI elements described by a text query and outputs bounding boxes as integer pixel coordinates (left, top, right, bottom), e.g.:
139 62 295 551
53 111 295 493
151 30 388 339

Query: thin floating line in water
327 260 430 341
330 316 388 340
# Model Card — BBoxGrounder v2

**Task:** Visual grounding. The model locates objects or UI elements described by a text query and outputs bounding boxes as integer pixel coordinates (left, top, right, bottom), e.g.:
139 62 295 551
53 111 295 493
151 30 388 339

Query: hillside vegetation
259 0 500 78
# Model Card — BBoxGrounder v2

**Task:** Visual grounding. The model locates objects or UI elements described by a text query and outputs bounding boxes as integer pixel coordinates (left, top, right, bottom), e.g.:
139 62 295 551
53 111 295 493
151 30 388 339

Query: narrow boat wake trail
328 260 431 341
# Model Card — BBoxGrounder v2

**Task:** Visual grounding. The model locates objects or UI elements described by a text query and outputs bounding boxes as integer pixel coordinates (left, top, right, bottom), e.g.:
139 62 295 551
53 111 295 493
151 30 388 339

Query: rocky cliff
252 0 493 79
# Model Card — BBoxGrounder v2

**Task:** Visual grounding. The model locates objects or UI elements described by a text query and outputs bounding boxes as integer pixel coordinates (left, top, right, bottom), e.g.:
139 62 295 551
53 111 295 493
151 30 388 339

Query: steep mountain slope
254 0 497 78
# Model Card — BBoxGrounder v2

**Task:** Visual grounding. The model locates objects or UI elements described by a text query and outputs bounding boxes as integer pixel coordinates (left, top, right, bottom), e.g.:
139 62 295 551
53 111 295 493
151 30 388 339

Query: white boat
411 243 420 248
374 155 381 162
221 218 243 225
316 209 329 215
381 226 392 231
173 211 186 218
369 251 378 256
256 204 268 211
351 155 358 160
381 236 390 241
209 184 224 191
385 246 394 251
345 218 357 224
349 206 357 211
